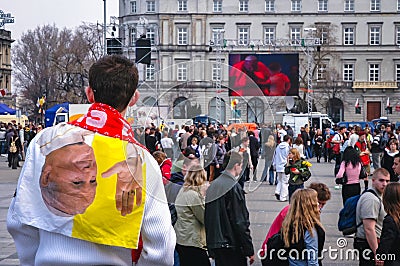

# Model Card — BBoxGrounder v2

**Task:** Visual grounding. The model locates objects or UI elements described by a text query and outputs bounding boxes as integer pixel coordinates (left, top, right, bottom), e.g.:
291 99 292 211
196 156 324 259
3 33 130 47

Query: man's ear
40 165 52 188
85 87 95 103
128 91 140 107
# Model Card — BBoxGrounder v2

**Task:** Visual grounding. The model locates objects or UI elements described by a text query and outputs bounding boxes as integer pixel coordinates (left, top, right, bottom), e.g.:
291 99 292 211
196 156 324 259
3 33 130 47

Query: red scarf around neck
69 103 146 150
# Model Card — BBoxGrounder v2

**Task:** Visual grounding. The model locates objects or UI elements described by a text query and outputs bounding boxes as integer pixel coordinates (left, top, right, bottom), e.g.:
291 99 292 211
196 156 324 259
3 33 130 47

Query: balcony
352 81 399 92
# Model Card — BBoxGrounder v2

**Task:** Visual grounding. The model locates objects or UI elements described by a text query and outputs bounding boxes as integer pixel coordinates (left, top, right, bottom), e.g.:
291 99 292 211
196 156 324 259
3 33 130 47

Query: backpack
9 137 18 153
338 189 380 235
261 232 288 266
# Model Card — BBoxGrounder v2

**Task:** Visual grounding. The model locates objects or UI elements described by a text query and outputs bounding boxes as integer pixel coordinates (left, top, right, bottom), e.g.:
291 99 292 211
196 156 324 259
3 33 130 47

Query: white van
282 112 334 136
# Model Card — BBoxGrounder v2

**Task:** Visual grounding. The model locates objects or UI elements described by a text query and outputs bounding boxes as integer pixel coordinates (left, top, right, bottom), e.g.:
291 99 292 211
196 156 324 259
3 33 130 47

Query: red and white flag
386 98 390 107
0 89 5 97
355 98 359 108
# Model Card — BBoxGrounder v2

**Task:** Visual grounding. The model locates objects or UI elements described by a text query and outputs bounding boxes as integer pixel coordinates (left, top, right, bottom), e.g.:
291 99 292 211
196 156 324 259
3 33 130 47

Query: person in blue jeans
260 135 276 184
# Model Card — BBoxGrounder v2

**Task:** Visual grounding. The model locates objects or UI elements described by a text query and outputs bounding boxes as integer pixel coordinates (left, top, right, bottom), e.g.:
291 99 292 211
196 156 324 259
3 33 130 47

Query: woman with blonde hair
376 182 400 266
281 189 325 265
285 148 311 201
261 135 276 184
174 164 210 266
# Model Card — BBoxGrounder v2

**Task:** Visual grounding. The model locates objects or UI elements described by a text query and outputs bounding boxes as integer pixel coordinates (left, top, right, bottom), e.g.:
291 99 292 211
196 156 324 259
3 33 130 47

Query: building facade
118 0 400 126
0 29 13 100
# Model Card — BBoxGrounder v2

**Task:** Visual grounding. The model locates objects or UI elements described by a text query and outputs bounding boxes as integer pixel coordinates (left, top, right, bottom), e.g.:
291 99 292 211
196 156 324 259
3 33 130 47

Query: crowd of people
4 54 400 266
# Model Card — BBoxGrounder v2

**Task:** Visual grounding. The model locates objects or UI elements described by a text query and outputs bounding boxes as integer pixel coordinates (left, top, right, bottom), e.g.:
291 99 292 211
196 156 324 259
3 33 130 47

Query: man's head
40 143 97 216
283 134 292 144
87 55 139 113
372 168 390 194
308 182 331 210
243 55 259 72
223 150 243 177
392 154 400 176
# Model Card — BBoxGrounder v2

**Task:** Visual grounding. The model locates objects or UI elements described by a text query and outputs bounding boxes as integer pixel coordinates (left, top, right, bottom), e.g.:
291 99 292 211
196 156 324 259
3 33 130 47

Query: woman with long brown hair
376 182 400 266
281 189 325 265
285 148 311 201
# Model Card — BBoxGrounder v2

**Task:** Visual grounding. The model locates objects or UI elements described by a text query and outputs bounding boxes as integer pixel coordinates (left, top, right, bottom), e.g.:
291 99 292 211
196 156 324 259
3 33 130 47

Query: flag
355 98 359 108
0 89 5 97
36 97 40 107
386 97 390 107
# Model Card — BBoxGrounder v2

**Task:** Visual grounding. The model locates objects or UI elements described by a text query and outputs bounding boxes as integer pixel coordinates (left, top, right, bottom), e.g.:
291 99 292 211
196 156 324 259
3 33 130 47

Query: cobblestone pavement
0 155 358 265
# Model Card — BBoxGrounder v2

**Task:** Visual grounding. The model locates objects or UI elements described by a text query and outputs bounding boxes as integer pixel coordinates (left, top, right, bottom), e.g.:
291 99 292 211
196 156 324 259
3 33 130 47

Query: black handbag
335 172 348 185
359 165 367 179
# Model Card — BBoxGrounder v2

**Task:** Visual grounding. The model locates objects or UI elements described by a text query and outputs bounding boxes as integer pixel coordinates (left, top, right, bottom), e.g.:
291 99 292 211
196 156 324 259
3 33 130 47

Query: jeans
268 168 276 185
288 183 304 201
371 152 383 170
261 160 272 182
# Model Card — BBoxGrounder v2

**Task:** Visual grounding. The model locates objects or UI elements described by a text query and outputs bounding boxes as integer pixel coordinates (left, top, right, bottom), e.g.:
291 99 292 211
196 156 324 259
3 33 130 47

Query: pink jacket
336 161 362 185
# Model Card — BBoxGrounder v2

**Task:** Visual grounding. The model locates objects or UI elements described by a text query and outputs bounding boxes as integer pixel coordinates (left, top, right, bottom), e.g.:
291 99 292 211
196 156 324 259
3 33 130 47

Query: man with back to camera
354 168 389 266
7 55 175 265
205 150 254 266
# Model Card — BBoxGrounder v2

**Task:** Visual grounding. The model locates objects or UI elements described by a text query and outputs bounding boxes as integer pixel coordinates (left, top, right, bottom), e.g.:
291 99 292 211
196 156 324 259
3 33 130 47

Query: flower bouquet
292 160 312 182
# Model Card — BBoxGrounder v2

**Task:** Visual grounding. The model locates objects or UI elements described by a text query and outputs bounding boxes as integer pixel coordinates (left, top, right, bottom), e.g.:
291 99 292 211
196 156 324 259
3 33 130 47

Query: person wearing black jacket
248 131 260 181
205 151 254 266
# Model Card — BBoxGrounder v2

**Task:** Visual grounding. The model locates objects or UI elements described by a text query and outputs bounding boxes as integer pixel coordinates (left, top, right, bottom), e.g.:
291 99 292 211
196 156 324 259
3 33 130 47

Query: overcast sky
1 0 119 41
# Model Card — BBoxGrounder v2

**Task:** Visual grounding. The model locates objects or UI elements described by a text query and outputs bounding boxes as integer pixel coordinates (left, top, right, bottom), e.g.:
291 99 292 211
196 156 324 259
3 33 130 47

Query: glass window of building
213 0 222 12
317 63 327 81
343 64 354 81
264 27 275 45
146 27 156 45
290 27 301 44
265 0 275 12
370 0 380 11
369 26 381 45
396 26 400 45
369 64 380 82
177 62 187 81
145 64 155 81
212 63 222 81
177 27 188 45
343 26 355 45
146 0 156 12
398 0 400 11
131 1 137 13
291 0 302 12
344 0 354 12
396 64 400 82
178 0 187 11
318 0 328 12
130 27 137 46
239 0 249 12
212 27 224 45
238 27 249 45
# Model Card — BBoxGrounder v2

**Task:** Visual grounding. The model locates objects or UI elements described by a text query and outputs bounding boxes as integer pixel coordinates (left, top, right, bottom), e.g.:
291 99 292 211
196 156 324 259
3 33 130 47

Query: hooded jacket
273 141 290 172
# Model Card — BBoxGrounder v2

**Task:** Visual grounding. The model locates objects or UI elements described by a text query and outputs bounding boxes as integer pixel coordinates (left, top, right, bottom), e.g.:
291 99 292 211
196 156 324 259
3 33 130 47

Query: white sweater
7 127 176 266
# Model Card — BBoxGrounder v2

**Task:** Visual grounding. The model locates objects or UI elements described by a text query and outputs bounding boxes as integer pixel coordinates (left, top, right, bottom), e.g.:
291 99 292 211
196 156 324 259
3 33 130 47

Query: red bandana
69 103 146 150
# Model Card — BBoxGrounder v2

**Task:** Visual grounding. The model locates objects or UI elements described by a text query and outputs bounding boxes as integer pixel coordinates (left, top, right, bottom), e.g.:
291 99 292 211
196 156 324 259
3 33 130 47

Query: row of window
130 0 400 13
144 62 400 83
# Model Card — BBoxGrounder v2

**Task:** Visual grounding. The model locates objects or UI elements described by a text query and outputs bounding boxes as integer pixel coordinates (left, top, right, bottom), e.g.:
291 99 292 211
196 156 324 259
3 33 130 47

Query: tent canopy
0 103 16 115
44 102 69 128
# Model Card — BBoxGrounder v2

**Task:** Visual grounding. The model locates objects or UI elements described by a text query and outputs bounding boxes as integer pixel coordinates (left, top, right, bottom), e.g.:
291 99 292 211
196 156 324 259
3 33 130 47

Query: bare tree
12 24 103 118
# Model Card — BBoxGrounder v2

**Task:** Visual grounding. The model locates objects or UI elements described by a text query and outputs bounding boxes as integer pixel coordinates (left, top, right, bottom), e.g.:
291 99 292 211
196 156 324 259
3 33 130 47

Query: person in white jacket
273 135 292 201
7 55 175 266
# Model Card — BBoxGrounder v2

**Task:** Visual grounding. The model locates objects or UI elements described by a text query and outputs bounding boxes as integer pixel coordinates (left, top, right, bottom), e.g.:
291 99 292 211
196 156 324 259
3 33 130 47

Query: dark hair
89 55 139 112
342 146 361 167
223 150 243 170
308 182 331 201
294 137 303 145
283 135 292 142
383 183 400 229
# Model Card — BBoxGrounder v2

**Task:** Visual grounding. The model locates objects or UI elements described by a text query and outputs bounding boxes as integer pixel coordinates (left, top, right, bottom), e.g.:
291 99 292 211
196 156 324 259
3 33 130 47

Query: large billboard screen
228 53 299 96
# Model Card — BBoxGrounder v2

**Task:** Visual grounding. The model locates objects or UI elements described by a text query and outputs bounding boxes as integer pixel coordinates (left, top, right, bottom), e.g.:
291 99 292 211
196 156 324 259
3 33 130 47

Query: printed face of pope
40 143 97 216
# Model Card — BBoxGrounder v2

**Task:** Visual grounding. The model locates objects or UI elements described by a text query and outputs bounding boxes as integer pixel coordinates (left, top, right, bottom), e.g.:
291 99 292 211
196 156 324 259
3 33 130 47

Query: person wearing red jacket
153 151 172 185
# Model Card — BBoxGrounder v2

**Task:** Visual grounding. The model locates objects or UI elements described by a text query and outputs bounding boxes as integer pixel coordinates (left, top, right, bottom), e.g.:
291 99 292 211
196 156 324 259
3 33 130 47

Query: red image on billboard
229 53 299 97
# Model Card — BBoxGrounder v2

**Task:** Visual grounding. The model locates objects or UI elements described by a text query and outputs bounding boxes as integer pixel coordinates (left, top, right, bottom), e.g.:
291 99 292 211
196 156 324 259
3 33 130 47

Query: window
212 63 222 81
291 0 301 11
290 27 301 45
177 27 188 45
398 0 400 11
317 63 327 81
343 26 355 45
238 27 249 45
370 0 380 11
396 26 400 45
146 0 155 12
177 63 187 81
212 27 224 45
369 64 380 82
145 64 155 81
146 27 156 45
239 0 249 12
178 0 187 11
369 26 381 45
318 0 328 12
344 0 354 12
264 27 275 44
317 26 329 44
396 64 400 82
343 64 354 81
130 27 137 46
265 0 275 12
213 0 222 12
130 1 137 13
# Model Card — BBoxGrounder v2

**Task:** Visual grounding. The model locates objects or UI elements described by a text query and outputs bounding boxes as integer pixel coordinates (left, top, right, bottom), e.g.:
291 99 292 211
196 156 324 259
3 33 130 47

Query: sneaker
275 193 280 200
